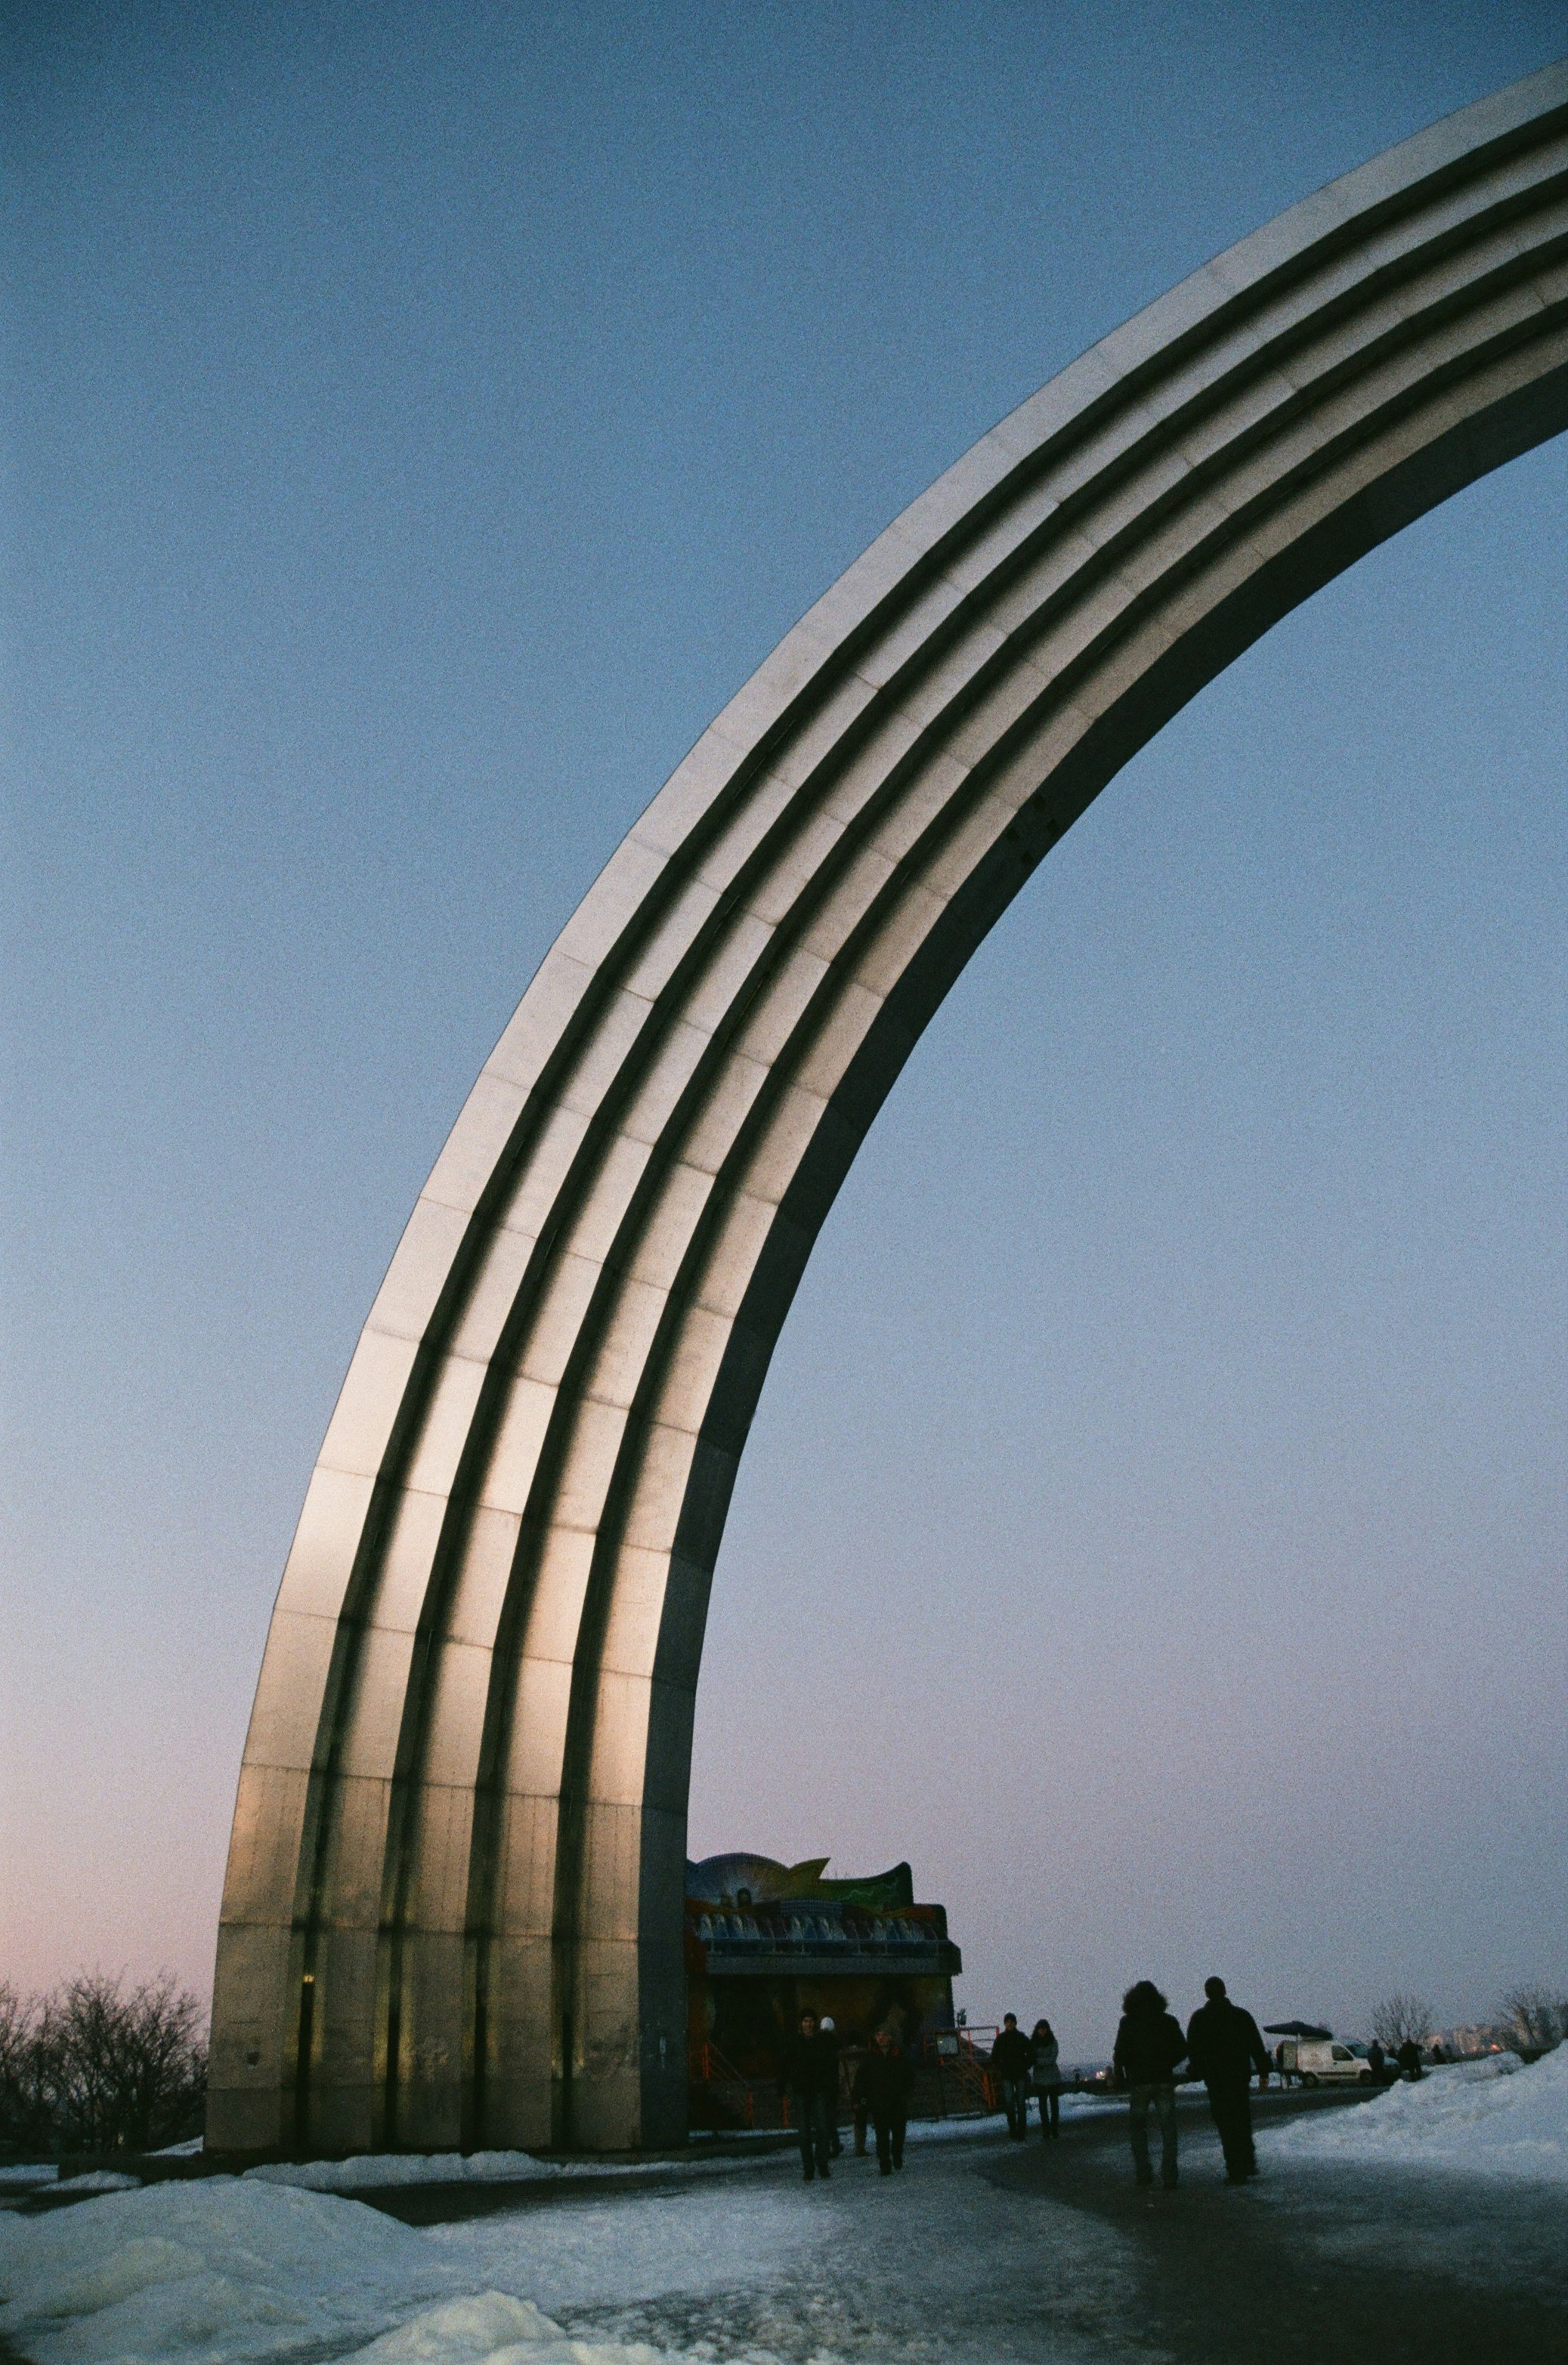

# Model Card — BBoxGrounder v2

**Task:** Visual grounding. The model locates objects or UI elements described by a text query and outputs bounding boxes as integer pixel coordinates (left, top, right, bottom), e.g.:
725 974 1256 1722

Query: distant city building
685 1853 961 2091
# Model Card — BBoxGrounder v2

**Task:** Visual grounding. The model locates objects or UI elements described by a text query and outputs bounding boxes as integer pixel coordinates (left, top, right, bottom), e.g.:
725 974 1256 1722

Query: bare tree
0 1983 52 2153
1370 1992 1433 2054
1498 1985 1567 2057
32 1973 206 2153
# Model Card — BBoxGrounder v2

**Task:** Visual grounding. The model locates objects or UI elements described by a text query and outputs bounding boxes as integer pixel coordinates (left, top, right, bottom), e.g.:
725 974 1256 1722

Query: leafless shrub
5 1973 206 2154
1369 1992 1433 2054
0 1983 54 2152
1497 1984 1568 2057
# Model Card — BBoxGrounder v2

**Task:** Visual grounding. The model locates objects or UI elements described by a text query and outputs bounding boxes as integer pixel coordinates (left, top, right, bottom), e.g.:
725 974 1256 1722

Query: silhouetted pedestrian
1186 1976 1270 2184
1112 1981 1188 2190
820 2016 843 2156
851 2046 871 2156
1367 2039 1387 2085
782 2010 837 2181
855 2026 915 2174
1396 2039 1424 2082
991 2013 1034 2139
1029 2018 1063 2138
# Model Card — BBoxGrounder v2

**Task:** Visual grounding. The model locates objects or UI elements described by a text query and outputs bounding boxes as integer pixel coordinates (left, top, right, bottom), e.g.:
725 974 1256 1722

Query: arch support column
209 60 1568 2158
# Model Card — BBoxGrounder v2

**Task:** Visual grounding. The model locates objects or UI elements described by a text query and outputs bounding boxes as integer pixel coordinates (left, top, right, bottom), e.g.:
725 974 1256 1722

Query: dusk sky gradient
5 1 1566 2065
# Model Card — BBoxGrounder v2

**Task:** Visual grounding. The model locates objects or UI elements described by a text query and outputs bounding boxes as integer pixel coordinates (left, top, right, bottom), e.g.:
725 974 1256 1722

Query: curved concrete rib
209 60 1568 2157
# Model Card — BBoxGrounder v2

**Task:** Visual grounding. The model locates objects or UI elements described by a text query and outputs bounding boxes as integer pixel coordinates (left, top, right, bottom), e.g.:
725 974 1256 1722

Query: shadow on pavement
982 2089 1568 2365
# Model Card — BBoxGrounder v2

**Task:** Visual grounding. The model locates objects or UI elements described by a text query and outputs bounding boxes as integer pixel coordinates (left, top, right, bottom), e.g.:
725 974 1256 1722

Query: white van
1291 2040 1372 2088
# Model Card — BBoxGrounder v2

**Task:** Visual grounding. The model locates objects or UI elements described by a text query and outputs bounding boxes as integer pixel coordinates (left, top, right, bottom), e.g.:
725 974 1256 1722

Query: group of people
988 2013 1065 2138
783 2006 1069 2183
1112 1975 1270 2188
782 1974 1276 2193
781 2010 915 2181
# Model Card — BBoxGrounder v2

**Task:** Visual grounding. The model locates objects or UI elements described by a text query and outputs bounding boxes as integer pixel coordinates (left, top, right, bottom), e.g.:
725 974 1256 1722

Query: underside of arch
208 60 1568 2158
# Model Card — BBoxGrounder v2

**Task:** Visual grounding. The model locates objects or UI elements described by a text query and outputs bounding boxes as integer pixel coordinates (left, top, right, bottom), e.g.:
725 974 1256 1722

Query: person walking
819 2017 843 2157
1112 1981 1188 2190
850 2034 872 2157
991 2013 1035 2139
1396 2038 1424 2082
1029 2018 1063 2138
1186 1976 1270 2184
855 2026 916 2175
781 2009 837 2181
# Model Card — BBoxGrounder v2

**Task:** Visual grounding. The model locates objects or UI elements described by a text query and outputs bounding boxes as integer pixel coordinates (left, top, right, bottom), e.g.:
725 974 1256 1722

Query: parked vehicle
1288 2039 1373 2088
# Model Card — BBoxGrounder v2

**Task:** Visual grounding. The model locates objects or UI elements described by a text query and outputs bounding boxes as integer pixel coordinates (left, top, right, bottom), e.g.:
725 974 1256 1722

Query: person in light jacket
1029 2017 1063 2138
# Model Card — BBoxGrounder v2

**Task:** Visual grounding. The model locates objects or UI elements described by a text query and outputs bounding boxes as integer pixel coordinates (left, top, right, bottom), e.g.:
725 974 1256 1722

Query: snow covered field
3 2067 1565 2365
0 2171 824 2365
0 2131 1127 2365
1260 2045 1568 2182
0 2121 1129 2365
238 2101 1115 2196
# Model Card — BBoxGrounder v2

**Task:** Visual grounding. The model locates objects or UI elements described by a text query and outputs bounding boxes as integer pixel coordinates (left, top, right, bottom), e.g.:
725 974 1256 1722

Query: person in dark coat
1396 2038 1424 2082
1367 2039 1388 2085
991 2013 1035 2139
781 2010 837 2181
849 2034 872 2156
1112 1980 1188 2189
819 2016 843 2156
1186 1976 1271 2184
854 2026 916 2174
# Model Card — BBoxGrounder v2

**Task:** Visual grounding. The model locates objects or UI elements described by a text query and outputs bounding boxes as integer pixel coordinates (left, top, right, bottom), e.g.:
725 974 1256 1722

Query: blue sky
5 2 1565 2057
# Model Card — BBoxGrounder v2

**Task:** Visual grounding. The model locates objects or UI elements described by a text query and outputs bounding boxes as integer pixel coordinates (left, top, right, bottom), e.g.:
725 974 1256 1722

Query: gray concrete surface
370 2091 1568 2363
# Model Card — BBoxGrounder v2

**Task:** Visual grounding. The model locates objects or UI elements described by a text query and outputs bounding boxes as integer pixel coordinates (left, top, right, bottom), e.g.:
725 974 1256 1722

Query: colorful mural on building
685 1853 961 2108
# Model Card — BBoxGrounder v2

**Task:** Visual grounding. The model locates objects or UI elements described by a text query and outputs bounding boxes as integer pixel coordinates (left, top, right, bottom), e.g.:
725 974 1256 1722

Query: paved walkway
982 2090 1568 2363
376 2088 1568 2363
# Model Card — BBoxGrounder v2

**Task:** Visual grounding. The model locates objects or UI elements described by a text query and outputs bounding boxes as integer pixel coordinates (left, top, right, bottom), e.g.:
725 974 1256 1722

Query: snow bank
0 2169 796 2365
1263 2046 1568 2183
340 2289 674 2363
246 2150 561 2193
243 2147 775 2193
246 2105 1113 2193
0 2177 449 2365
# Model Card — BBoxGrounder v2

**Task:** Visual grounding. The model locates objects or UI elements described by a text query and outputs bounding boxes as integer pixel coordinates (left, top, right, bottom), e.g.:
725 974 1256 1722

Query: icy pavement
0 2129 1130 2365
1259 2043 1568 2181
3 2093 1566 2365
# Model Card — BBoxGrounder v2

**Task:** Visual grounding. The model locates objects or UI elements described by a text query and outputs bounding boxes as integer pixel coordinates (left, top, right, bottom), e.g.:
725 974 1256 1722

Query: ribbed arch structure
211 60 1568 2158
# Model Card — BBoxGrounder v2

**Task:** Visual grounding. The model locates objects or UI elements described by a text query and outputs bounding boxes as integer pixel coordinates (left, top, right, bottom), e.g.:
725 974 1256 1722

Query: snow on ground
0 2161 825 2365
1261 2047 1568 2182
0 2180 454 2365
247 2150 589 2193
243 2104 1118 2193
0 2101 1197 2365
336 2289 676 2363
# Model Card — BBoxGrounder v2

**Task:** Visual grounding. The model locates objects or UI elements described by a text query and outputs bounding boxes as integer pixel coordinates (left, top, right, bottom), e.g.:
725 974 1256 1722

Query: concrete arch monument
210 61 1568 2156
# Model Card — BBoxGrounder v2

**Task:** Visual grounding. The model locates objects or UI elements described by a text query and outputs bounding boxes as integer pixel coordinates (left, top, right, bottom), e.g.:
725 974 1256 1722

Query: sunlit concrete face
208 61 1568 2159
